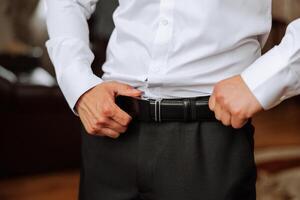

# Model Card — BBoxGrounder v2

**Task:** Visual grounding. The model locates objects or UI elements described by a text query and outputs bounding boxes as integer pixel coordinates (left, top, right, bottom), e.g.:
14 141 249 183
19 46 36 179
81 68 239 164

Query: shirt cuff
46 37 103 115
241 45 300 110
57 61 103 115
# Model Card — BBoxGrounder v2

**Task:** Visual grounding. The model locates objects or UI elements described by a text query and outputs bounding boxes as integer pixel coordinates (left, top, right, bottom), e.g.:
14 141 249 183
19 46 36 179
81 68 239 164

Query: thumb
111 82 142 97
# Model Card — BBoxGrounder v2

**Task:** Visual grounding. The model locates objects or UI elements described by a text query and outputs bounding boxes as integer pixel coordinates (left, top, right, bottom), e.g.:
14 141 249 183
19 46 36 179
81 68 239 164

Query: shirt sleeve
45 0 103 115
241 19 300 110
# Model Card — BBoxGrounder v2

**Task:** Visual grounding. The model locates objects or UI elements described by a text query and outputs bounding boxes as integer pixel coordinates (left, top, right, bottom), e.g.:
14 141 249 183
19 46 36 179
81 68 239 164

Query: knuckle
99 128 118 138
87 127 97 135
101 105 112 116
223 122 230 126
91 125 99 132
231 108 247 120
108 132 120 139
222 119 230 126
97 128 107 135
120 127 127 133
245 112 252 119
119 116 131 126
96 117 107 125
120 121 127 127
112 134 120 139
232 123 242 129
231 108 241 116
214 91 224 102
215 113 221 121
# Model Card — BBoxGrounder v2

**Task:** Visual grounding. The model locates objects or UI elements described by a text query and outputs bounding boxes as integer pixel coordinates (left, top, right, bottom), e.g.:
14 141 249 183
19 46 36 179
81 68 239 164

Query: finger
111 82 142 97
103 118 127 133
97 128 120 139
79 107 104 136
214 103 222 121
220 109 232 126
110 104 132 126
209 94 216 111
231 116 248 129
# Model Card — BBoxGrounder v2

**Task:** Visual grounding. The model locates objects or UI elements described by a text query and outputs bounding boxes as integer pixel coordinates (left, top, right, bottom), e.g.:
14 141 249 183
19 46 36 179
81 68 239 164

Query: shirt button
161 19 169 26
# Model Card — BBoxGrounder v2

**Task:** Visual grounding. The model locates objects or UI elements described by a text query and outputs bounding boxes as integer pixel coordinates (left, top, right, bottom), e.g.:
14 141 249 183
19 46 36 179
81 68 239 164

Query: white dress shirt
45 0 300 113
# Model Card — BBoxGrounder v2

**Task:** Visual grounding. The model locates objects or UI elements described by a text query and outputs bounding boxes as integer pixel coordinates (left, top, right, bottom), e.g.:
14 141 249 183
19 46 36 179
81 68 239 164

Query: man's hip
79 100 256 200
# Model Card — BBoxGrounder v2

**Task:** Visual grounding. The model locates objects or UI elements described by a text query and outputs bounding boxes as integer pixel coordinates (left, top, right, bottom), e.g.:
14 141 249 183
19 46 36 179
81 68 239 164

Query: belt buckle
154 98 164 122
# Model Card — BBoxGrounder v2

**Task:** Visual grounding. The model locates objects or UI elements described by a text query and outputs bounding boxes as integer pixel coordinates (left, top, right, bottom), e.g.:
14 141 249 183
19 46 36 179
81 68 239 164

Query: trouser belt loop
190 98 197 121
183 98 191 122
154 98 163 122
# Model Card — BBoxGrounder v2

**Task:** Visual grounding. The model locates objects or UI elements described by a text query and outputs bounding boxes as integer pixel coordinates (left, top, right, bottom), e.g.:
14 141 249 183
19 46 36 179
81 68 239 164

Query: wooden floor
1 97 300 200
0 171 79 200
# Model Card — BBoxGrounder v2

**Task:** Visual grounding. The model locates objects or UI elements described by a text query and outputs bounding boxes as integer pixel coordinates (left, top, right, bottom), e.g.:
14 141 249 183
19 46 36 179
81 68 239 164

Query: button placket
147 0 175 90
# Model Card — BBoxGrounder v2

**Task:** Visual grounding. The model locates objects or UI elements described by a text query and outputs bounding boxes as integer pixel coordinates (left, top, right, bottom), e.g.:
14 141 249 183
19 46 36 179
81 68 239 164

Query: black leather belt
115 95 217 122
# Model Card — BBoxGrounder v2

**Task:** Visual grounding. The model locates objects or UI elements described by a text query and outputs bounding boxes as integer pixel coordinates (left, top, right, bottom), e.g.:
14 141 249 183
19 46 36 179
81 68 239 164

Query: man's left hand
209 75 263 128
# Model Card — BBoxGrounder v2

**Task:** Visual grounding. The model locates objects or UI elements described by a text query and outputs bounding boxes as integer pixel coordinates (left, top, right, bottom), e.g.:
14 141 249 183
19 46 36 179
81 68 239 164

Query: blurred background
0 0 300 200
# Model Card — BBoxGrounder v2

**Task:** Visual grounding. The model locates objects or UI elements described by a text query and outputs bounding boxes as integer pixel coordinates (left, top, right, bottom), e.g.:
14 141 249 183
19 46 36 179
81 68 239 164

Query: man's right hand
75 81 143 138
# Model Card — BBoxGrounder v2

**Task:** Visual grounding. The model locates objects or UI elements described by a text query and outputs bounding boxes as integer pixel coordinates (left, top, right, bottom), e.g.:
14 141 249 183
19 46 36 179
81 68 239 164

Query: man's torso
101 0 272 99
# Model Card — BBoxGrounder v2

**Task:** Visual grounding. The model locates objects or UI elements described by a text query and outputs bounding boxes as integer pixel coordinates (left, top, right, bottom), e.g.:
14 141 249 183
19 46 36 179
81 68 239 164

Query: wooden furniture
0 67 82 178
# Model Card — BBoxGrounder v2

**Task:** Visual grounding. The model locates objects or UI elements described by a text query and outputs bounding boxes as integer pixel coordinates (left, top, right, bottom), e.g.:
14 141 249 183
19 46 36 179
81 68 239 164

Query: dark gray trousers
79 119 256 200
